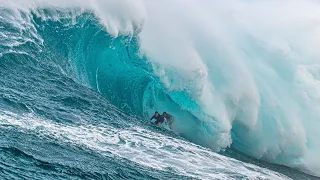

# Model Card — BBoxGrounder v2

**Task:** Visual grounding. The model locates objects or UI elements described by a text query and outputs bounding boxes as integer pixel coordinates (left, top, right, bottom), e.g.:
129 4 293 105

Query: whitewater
0 0 319 179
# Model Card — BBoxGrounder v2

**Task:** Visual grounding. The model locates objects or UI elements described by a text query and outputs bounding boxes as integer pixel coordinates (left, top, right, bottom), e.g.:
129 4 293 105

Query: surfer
150 111 173 127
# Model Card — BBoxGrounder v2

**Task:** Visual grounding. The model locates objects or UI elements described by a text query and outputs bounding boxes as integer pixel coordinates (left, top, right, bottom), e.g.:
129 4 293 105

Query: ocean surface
0 0 320 179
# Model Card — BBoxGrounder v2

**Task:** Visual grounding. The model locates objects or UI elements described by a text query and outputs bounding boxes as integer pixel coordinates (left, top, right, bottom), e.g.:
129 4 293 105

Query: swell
0 7 206 147
28 9 209 146
1 5 320 178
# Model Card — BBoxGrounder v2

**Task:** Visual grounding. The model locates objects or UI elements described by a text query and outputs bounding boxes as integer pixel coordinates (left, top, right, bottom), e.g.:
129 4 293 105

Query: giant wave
1 0 320 178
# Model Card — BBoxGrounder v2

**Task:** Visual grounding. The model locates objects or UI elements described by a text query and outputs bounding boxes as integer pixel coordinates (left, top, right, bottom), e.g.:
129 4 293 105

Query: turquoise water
0 1 320 180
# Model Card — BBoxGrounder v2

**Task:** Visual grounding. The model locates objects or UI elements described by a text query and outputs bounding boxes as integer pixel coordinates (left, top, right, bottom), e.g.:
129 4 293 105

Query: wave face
0 0 320 179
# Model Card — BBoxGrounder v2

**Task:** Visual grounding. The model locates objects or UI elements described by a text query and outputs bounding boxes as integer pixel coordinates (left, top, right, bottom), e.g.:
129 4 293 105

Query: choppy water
0 1 320 179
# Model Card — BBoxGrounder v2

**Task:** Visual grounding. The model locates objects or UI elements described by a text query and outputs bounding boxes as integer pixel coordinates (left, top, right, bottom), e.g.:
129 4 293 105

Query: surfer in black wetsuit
150 111 162 126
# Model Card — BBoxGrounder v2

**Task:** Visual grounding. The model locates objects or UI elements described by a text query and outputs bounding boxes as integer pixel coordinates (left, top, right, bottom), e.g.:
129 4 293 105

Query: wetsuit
157 115 166 125
150 114 161 124
152 115 167 125
150 114 160 121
